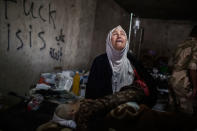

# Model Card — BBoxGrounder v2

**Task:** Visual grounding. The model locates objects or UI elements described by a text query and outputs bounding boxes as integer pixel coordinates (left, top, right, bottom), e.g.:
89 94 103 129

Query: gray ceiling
114 0 196 21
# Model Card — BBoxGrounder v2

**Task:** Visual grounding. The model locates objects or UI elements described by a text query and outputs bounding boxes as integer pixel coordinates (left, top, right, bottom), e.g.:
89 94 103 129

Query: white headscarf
106 25 134 93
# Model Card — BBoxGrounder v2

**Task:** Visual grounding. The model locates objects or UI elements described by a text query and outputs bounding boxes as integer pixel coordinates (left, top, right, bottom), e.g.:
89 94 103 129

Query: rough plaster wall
0 0 97 101
140 18 196 60
88 0 130 66
73 0 97 70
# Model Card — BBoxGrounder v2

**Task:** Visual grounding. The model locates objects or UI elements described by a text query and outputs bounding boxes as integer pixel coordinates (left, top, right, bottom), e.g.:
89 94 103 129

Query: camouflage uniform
75 85 145 131
169 37 197 113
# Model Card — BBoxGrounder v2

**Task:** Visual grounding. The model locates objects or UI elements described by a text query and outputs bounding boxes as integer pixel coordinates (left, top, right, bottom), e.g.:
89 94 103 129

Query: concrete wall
133 18 196 67
141 19 195 57
0 0 129 104
0 0 97 100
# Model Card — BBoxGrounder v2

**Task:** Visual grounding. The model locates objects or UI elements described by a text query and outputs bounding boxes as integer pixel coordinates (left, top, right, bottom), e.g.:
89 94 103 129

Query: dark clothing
86 53 157 107
86 53 113 99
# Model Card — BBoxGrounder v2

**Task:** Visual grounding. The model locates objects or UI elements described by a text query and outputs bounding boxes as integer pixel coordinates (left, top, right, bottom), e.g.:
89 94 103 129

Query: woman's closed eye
112 33 118 36
112 33 125 36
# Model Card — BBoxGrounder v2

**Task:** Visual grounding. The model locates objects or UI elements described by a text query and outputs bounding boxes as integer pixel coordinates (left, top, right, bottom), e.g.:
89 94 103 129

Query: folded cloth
134 69 150 96
51 113 77 129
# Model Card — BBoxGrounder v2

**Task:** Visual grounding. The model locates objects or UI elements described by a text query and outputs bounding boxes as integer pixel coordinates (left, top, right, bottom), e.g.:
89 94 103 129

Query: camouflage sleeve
75 86 145 131
99 86 145 111
188 44 197 70
174 46 192 70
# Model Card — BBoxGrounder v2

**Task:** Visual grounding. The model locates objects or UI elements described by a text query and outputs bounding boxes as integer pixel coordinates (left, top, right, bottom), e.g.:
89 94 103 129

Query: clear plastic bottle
72 71 80 96
80 77 86 97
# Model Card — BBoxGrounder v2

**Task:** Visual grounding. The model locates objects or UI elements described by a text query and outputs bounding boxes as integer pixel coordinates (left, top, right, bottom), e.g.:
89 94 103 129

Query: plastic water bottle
80 82 86 97
72 71 80 96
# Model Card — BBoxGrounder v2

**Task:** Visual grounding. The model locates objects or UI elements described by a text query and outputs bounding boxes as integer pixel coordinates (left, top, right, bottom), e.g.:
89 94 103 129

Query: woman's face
111 27 127 51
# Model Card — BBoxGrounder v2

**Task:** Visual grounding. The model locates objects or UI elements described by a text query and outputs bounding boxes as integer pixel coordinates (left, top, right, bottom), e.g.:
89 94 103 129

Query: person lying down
37 84 146 131
37 84 197 131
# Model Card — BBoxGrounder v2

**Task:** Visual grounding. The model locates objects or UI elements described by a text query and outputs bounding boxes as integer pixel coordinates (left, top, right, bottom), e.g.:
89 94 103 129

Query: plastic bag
55 71 74 91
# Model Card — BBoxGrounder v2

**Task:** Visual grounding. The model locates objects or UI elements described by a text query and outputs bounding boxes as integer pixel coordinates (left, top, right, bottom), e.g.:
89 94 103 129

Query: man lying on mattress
37 83 197 131
36 81 152 131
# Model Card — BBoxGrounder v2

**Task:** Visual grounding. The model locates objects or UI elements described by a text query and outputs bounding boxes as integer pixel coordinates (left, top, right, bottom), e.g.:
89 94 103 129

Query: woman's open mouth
116 39 123 43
